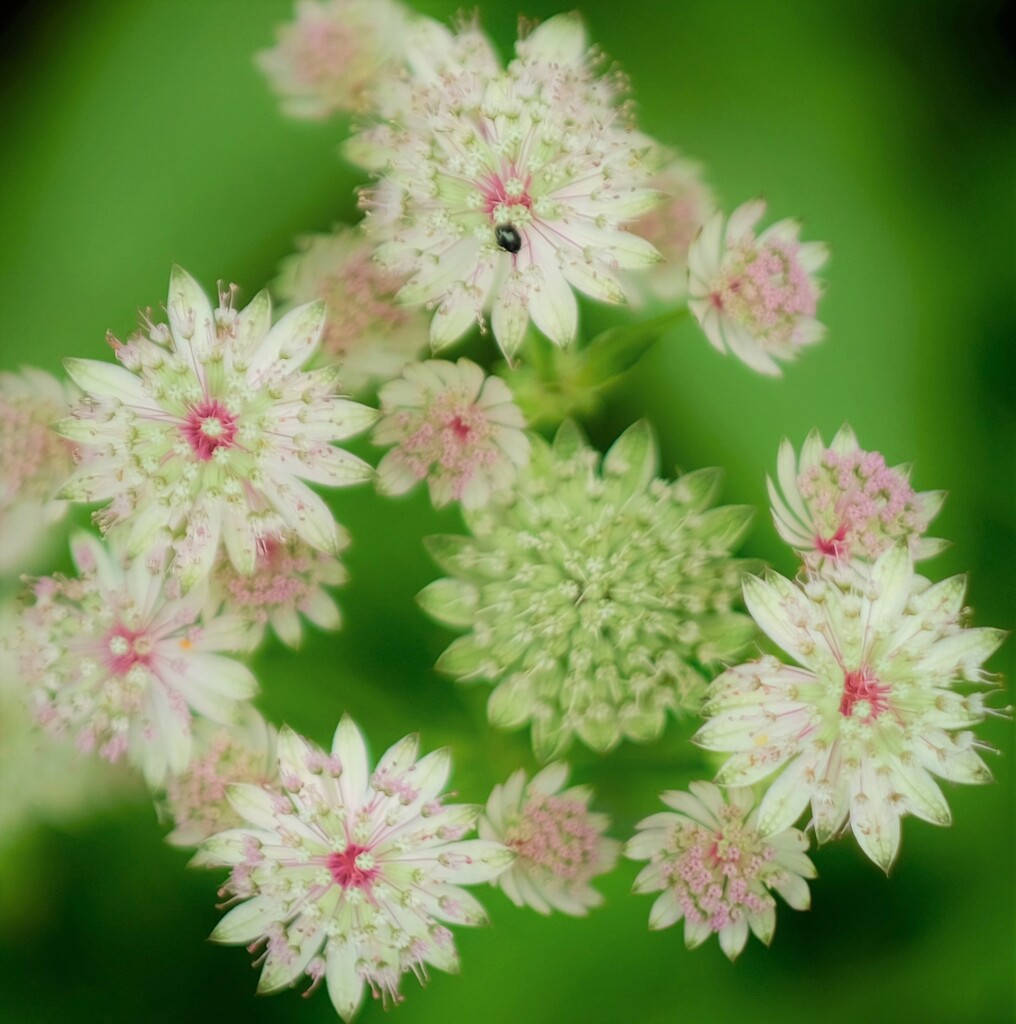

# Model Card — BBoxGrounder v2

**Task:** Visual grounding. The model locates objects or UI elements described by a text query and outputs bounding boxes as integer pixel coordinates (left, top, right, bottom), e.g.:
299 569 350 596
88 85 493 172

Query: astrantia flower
163 708 278 847
352 12 661 360
418 420 757 760
273 226 429 394
768 425 945 573
478 761 619 915
210 534 347 650
0 367 75 573
695 546 1005 871
257 0 414 119
0 600 136 844
202 716 512 1021
14 532 257 786
688 198 828 376
626 148 715 306
626 781 815 960
374 358 529 509
58 266 377 590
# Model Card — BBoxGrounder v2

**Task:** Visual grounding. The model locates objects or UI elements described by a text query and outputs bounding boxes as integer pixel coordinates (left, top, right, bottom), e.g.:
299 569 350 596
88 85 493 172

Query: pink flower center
480 168 533 219
839 666 891 722
181 399 238 461
326 843 379 890
506 794 602 882
799 447 924 561
714 239 816 343
814 523 849 559
105 625 154 676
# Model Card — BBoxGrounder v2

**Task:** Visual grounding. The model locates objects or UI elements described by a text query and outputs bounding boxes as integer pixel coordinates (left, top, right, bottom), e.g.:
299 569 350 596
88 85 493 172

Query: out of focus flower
210 534 347 649
768 425 945 573
374 359 529 509
163 708 278 847
257 0 414 119
273 227 429 394
0 601 135 844
202 715 512 1021
353 12 660 360
688 198 827 376
626 781 814 960
626 149 715 305
695 546 1005 871
0 367 75 574
478 762 619 915
57 266 376 590
418 420 757 760
14 531 256 786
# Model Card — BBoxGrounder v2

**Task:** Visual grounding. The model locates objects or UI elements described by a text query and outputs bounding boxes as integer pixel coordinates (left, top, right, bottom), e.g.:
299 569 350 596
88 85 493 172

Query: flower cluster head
478 761 619 916
373 358 529 509
768 425 945 575
351 12 661 360
626 781 814 960
0 367 76 573
688 198 828 376
418 420 757 760
210 534 348 650
626 148 715 306
273 226 429 395
163 708 278 847
58 266 377 591
257 0 415 119
202 715 512 1021
695 545 1005 871
14 532 257 786
0 600 136 841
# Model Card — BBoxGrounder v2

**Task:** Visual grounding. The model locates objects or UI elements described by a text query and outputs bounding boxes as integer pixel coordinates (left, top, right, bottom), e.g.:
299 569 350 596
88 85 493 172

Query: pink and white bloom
273 226 429 394
164 707 278 847
210 534 347 650
14 532 257 786
57 267 377 590
688 198 828 376
202 715 513 1021
257 0 414 119
478 761 620 916
768 425 946 573
626 148 715 306
374 359 529 509
352 13 661 360
0 367 76 574
695 546 1005 871
0 600 137 842
626 781 814 960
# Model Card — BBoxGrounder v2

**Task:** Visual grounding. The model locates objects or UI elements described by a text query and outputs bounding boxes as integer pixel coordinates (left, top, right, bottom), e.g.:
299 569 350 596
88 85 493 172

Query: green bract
418 420 759 760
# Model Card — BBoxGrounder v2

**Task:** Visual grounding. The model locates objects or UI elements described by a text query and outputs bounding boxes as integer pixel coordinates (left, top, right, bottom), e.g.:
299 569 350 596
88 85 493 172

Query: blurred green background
0 1 1012 1022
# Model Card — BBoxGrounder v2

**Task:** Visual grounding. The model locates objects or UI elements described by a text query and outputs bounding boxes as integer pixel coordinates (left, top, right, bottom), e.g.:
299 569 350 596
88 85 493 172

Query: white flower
768 425 946 574
273 226 429 394
626 781 815 960
625 148 715 306
202 715 512 1020
374 358 529 508
58 266 377 590
162 707 278 847
209 534 348 650
14 532 257 786
688 198 828 375
0 367 76 574
695 546 1005 871
478 761 619 916
257 0 415 119
0 600 136 844
352 13 661 360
